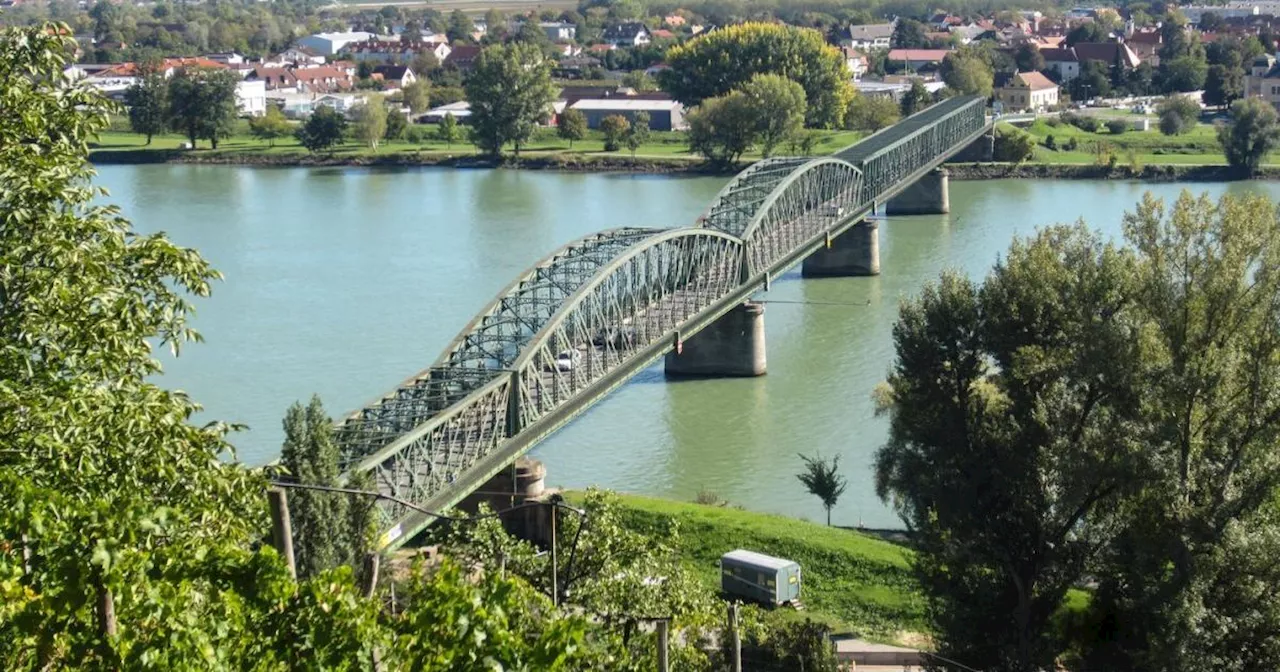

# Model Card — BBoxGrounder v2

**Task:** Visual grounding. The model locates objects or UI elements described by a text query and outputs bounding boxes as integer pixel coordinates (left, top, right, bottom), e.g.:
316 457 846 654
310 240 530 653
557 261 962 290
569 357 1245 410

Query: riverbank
945 162 1278 181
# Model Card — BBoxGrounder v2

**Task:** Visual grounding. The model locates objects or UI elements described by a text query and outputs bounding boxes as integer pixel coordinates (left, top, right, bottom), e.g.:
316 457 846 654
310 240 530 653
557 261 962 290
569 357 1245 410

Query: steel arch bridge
334 95 991 549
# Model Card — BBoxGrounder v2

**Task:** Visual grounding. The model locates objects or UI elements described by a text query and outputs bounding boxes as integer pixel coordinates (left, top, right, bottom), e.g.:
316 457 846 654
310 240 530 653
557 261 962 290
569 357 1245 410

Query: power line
269 480 585 522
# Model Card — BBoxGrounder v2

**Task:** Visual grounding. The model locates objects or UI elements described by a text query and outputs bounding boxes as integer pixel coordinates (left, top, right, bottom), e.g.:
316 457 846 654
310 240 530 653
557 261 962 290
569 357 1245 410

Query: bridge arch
735 157 864 276
508 228 744 430
700 157 812 236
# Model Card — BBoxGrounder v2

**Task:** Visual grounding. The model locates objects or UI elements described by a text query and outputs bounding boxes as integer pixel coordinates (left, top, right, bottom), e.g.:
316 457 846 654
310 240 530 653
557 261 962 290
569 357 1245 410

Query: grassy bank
1014 118 1280 167
564 491 928 642
89 128 864 171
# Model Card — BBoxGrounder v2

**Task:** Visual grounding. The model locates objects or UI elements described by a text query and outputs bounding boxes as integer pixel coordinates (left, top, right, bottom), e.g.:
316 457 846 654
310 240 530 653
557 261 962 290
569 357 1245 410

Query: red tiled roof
1126 29 1161 44
445 45 482 64
651 29 675 39
1015 70 1057 90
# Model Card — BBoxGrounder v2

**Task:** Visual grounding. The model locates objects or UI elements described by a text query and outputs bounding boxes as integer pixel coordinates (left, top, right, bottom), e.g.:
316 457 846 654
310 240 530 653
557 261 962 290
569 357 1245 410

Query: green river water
95 164 1280 528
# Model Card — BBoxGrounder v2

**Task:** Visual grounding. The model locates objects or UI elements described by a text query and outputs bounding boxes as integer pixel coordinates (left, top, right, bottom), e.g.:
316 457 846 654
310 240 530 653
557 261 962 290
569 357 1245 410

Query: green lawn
564 491 928 641
1012 118 1280 167
90 128 864 164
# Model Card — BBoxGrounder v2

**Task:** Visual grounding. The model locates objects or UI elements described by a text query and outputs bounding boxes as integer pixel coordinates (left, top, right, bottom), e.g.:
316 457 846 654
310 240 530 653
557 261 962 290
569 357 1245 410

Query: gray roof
721 549 798 571
847 22 894 40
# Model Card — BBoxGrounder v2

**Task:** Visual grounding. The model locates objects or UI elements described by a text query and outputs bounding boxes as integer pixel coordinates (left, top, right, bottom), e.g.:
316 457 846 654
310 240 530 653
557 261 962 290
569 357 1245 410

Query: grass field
90 127 865 164
1013 118 1280 167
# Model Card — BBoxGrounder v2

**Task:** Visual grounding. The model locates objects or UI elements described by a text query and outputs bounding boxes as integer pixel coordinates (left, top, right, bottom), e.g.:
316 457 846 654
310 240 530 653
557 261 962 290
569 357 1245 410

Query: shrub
1045 117 1063 127
994 126 1036 162
1105 119 1129 135
1065 137 1079 151
1044 134 1057 150
1070 115 1101 133
1156 95 1200 135
404 126 428 144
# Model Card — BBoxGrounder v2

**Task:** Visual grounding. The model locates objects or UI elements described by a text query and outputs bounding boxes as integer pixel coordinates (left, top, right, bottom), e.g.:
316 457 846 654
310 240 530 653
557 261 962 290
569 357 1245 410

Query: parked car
551 349 582 372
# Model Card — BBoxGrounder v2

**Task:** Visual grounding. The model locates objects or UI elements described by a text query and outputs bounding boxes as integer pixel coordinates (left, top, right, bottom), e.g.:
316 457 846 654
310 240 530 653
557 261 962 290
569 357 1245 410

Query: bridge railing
835 95 987 207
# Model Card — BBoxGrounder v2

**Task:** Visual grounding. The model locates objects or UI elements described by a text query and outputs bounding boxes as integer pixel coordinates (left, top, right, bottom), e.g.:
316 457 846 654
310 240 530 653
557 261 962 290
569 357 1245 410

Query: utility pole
549 498 558 606
729 602 742 672
656 619 670 672
267 488 296 579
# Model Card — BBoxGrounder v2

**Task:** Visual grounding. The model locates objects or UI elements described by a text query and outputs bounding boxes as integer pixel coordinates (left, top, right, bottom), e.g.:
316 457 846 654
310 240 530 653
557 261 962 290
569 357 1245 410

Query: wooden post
362 552 380 599
549 500 558 606
729 602 742 672
656 619 670 672
268 488 296 579
96 574 117 638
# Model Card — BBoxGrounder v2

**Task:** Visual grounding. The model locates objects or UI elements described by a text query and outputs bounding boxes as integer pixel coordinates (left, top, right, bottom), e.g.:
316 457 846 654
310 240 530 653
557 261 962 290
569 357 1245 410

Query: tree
1065 21 1106 46
940 50 994 97
891 18 928 48
993 125 1035 162
1218 97 1280 176
624 111 649 158
446 9 474 43
739 73 807 158
686 91 756 167
558 107 587 148
796 454 847 526
622 69 657 92
280 398 355 578
1069 60 1112 101
401 80 431 115
248 105 291 147
1013 42 1045 73
844 93 900 131
1159 55 1208 93
167 67 239 149
876 224 1144 672
659 22 854 128
600 114 630 152
1156 95 1199 135
351 95 388 151
385 108 407 141
123 72 168 144
900 79 931 117
1203 63 1242 108
409 52 439 80
436 112 460 147
1080 192 1280 671
296 105 347 153
465 42 554 157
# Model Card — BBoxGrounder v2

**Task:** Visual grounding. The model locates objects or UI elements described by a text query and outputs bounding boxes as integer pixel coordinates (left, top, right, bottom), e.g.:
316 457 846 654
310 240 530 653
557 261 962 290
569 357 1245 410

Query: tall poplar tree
280 396 351 578
464 42 553 157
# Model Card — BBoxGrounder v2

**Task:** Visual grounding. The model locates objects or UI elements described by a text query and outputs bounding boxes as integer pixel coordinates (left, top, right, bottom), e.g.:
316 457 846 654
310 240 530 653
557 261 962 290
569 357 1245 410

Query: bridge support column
664 301 766 377
887 168 949 215
461 457 554 542
801 220 879 277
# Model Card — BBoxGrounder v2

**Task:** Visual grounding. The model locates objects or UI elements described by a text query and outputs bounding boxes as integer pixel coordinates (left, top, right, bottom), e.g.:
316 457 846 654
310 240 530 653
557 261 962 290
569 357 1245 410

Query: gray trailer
719 549 801 606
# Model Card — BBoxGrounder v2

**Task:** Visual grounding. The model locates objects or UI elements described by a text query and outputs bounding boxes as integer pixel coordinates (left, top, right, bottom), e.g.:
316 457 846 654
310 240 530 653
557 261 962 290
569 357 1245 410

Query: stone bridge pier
886 167 950 215
802 221 880 277
664 301 766 377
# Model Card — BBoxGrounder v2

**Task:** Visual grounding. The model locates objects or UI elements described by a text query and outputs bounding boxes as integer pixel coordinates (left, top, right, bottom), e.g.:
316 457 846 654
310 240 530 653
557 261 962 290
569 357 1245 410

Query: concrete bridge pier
664 301 766 377
886 168 949 215
460 457 556 543
801 221 879 277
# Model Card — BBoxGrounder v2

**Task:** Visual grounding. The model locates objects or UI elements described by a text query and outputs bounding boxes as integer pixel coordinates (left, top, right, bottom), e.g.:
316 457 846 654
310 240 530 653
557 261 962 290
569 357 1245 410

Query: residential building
1073 42 1141 69
341 39 450 63
663 14 686 27
603 22 651 47
372 64 416 88
444 45 482 71
887 48 952 71
841 47 869 80
854 78 947 100
994 71 1059 111
275 46 326 65
421 100 471 123
235 79 267 116
297 32 377 56
1124 28 1163 66
568 98 686 130
539 21 577 41
292 66 354 93
1040 47 1080 81
247 66 299 91
206 52 245 65
843 22 894 50
312 93 369 116
1245 53 1276 97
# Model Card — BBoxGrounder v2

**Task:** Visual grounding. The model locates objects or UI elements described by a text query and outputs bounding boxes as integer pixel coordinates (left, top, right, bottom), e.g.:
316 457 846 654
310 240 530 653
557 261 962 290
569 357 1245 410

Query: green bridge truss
332 95 991 550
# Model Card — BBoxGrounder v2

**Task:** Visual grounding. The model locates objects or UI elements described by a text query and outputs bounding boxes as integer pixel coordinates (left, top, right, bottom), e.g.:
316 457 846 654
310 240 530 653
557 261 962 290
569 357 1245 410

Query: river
95 164 1280 529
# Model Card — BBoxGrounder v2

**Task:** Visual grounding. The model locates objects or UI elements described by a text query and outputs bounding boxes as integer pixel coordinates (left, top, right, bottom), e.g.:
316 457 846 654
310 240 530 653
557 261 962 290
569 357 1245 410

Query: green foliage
123 72 168 143
401 80 431 115
659 21 853 128
167 67 239 149
295 105 347 153
351 95 388 151
877 224 1143 671
446 9 473 43
940 50 994 97
1013 42 1045 72
1156 95 1200 135
899 79 931 117
993 124 1036 162
844 93 900 132
435 112 460 147
1105 118 1130 135
625 111 650 157
600 114 630 152
248 105 291 147
1202 63 1242 108
891 18 928 48
558 107 588 148
384 108 408 141
739 73 806 158
621 69 657 92
1063 112 1100 133
1160 54 1208 93
686 91 756 167
741 618 840 672
1218 96 1280 176
1068 60 1111 100
796 454 847 526
465 42 555 156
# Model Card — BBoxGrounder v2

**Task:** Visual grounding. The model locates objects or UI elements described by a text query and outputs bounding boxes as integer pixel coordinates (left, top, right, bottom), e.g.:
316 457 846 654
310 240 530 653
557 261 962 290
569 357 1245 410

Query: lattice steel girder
700 157 811 237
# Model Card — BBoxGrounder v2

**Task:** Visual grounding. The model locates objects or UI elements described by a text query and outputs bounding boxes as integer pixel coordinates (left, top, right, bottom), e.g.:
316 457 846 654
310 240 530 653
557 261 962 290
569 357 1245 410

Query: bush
1105 119 1129 135
1156 95 1200 136
1045 117 1063 128
994 126 1036 162
1070 115 1101 133
1044 134 1057 150
1065 137 1079 151
404 126 428 144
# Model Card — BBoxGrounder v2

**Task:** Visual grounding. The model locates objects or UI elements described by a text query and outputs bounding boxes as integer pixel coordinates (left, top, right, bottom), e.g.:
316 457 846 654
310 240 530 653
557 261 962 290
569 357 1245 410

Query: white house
235 79 267 116
421 100 471 123
539 21 577 41
602 22 651 47
843 22 894 50
298 32 376 56
274 46 326 66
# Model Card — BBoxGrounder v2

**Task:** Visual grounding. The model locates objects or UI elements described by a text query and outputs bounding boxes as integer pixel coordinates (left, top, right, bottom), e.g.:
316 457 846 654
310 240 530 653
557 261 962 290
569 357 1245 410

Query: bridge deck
334 95 992 550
